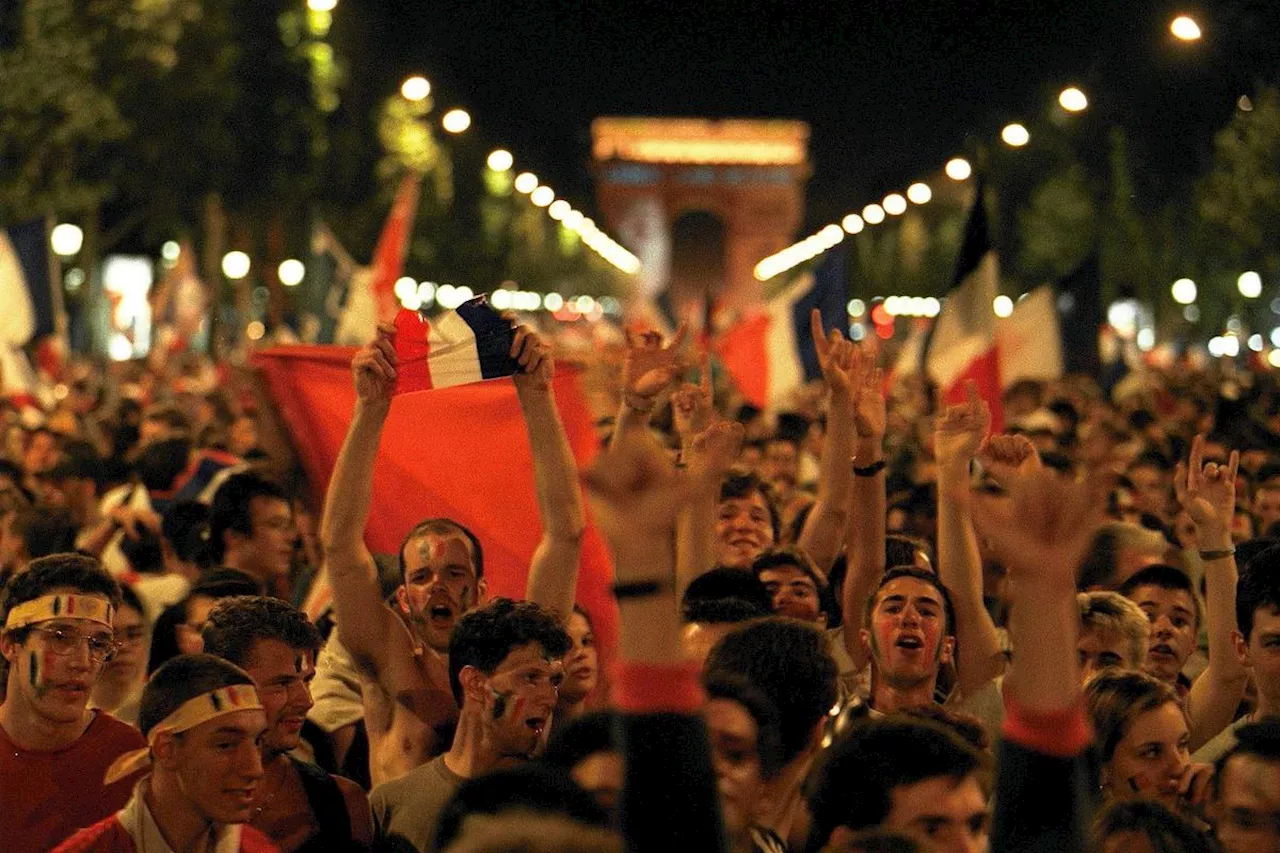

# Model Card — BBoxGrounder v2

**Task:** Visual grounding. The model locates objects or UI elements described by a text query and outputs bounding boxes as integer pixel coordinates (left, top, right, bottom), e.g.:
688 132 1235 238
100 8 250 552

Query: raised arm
516 327 586 622
933 384 1005 696
840 346 887 668
1176 435 1249 750
320 325 406 674
608 326 687 455
798 310 855 574
676 418 744 597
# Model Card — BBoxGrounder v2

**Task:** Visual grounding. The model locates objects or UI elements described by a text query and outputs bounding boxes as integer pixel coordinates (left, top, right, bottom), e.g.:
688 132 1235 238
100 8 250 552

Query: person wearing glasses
0 553 148 853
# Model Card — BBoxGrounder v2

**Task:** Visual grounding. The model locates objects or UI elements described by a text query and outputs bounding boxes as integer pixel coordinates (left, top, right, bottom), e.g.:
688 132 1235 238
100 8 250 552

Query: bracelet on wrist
852 459 887 477
1198 547 1235 561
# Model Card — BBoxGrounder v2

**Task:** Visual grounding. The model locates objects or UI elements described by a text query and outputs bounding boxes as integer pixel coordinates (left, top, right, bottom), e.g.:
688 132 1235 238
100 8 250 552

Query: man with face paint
53 654 277 853
322 319 585 786
369 597 570 853
859 566 958 715
0 554 147 853
202 596 372 852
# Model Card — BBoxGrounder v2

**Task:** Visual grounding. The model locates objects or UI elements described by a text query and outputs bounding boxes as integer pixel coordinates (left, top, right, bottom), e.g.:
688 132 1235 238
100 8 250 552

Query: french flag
925 184 1004 430
0 220 56 409
393 296 521 394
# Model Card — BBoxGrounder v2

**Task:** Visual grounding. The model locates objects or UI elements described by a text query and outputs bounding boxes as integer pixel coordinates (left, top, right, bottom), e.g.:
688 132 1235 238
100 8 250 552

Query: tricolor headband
104 684 264 785
4 594 115 631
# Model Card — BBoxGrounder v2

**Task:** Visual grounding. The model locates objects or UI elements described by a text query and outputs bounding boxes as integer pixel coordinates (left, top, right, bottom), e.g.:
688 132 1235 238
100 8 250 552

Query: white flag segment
926 252 999 388
997 285 1064 387
0 230 38 347
424 309 487 388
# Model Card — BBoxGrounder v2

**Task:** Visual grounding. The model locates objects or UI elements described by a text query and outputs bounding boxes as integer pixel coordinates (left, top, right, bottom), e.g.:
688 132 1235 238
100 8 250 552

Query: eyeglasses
32 625 119 663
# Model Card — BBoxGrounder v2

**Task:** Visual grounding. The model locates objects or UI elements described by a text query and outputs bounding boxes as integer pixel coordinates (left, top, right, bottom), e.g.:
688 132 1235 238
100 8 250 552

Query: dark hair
751 547 836 622
146 572 265 675
209 472 289 562
680 567 772 619
192 568 264 599
863 566 956 636
543 710 621 772
1118 564 1202 630
120 526 165 575
138 653 256 736
682 596 770 626
704 617 838 767
702 670 785 779
805 717 984 852
397 517 485 581
202 596 321 668
161 500 214 568
1212 717 1280 798
447 598 570 704
885 535 932 572
1085 670 1182 764
823 830 923 853
1 553 121 644
900 705 990 753
136 437 192 493
10 506 77 561
147 603 187 676
1095 800 1216 853
1237 554 1280 641
118 584 146 621
719 471 781 541
433 764 609 853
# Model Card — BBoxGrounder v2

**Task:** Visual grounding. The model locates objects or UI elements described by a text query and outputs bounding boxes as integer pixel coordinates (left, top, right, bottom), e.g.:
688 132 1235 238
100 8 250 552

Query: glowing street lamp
221 251 251 280
1170 15 1201 41
841 213 865 234
1171 278 1197 305
1001 123 1030 147
862 204 886 225
307 0 337 10
530 186 555 207
1059 87 1088 112
883 194 907 216
944 158 972 181
441 109 471 134
514 172 539 194
278 259 305 287
400 75 430 102
50 223 84 256
486 149 514 171
1238 271 1263 299
906 183 932 204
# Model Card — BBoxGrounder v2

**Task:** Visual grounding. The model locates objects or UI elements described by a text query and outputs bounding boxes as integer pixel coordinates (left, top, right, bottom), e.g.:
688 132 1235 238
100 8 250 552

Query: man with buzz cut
0 554 147 853
202 596 373 852
321 319 584 786
53 653 277 853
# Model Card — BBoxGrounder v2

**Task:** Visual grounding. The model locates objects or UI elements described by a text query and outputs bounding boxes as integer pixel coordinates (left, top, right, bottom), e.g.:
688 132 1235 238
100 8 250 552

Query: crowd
0 309 1278 853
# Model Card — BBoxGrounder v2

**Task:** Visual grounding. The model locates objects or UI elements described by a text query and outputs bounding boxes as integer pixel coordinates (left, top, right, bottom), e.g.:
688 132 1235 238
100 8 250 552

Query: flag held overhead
393 296 522 394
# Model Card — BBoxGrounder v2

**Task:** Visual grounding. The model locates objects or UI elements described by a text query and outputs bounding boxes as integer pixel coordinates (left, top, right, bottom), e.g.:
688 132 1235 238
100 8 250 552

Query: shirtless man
321 318 583 785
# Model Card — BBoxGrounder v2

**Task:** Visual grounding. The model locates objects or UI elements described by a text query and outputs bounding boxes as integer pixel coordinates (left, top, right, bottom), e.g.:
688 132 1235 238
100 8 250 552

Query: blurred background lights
1058 87 1088 112
883 193 907 216
562 210 584 230
417 281 436 305
161 240 180 262
847 298 866 317
246 321 266 341
400 75 430 102
547 199 571 220
1170 15 1201 41
1238 271 1263 298
1001 123 1030 147
530 186 555 207
993 295 1014 317
277 259 305 287
862 203 886 225
841 213 865 234
221 251 251 280
486 149 514 171
306 0 337 11
51 223 84 256
1270 351 1280 369
514 172 538 194
441 108 471 133
906 183 932 204
393 276 417 302
1183 305 1201 323
1248 334 1264 352
1171 278 1197 305
543 292 565 312
944 158 972 181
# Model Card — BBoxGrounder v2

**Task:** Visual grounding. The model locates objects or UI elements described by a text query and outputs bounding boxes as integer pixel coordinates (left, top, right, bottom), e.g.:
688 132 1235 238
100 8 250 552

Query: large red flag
925 184 1004 430
369 174 422 323
253 347 617 659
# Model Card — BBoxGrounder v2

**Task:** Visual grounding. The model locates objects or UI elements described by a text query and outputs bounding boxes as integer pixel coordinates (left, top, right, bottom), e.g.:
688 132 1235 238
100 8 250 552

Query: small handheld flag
394 296 522 394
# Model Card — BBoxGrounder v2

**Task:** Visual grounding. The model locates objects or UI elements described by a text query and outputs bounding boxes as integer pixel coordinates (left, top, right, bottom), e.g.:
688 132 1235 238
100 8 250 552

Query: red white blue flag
393 297 521 394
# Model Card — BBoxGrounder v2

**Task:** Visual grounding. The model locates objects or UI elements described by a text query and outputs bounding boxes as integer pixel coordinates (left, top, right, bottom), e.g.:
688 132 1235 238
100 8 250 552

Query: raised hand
934 382 991 467
685 419 745 481
1173 434 1239 542
810 309 854 400
352 322 397 406
969 465 1107 590
848 345 886 440
622 326 688 408
671 355 713 442
977 433 1041 488
511 325 554 392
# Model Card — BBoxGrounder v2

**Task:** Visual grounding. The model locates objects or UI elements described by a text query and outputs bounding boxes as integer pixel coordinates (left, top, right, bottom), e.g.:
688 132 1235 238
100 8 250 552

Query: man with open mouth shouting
320 317 584 787
369 597 569 853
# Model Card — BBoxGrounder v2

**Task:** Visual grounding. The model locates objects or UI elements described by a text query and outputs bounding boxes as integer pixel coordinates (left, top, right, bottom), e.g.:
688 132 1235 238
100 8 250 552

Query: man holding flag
319 304 585 786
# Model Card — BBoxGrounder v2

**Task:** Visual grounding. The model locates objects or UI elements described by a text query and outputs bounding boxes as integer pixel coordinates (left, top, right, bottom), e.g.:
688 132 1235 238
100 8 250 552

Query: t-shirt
0 710 147 853
370 754 464 853
1192 715 1253 765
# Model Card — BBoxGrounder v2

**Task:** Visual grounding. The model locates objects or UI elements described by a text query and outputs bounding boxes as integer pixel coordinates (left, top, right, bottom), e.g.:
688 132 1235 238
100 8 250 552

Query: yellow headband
104 684 264 786
4 594 115 631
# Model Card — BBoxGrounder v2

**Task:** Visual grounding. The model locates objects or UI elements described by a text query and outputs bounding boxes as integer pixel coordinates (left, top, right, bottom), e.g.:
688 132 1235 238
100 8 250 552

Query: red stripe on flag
938 346 1004 433
714 313 769 409
393 309 434 394
370 175 422 324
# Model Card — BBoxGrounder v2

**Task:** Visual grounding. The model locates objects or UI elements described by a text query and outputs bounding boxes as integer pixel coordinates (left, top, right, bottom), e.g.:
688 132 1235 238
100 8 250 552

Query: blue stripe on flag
792 246 848 382
456 297 521 380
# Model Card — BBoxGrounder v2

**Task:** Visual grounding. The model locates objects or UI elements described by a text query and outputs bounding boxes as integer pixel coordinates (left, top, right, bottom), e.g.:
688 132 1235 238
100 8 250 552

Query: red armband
611 660 704 713
1001 694 1092 757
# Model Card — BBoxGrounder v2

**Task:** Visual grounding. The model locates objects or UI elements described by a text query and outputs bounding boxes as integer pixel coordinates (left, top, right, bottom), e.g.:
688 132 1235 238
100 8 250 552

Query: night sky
362 0 1278 231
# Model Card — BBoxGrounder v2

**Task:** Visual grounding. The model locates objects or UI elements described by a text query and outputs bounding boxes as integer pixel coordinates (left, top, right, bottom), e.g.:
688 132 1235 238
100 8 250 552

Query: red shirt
53 815 279 853
0 711 146 853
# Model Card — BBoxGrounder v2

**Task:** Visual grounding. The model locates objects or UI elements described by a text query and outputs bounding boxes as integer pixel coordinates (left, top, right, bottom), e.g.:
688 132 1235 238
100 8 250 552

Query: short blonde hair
1078 591 1150 669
